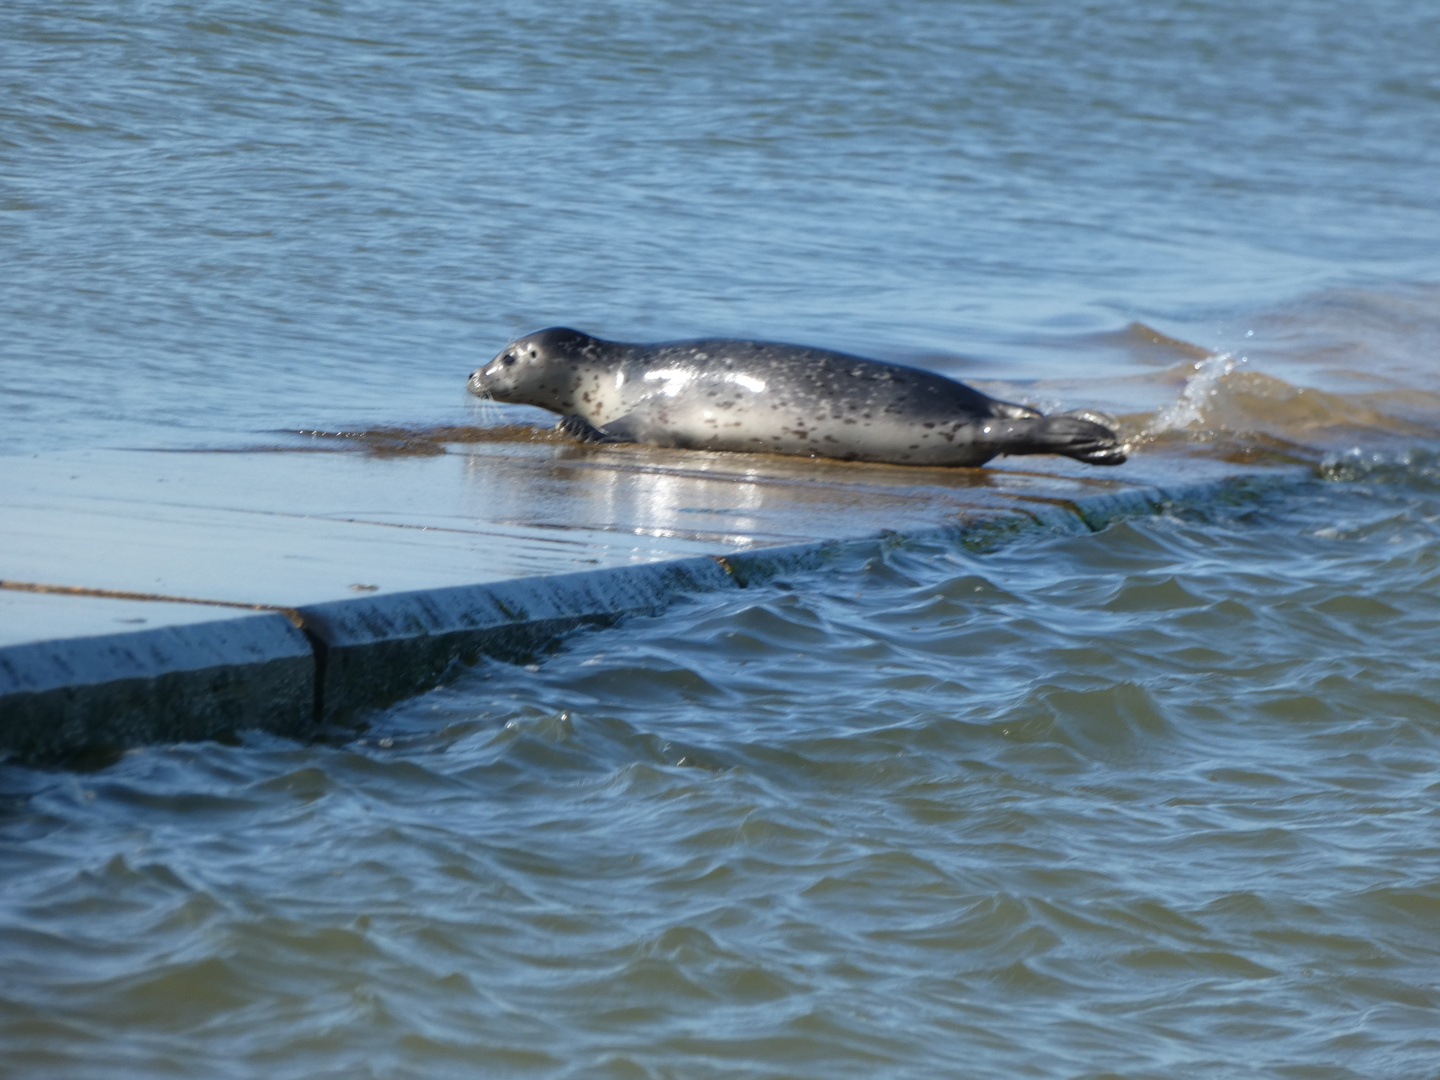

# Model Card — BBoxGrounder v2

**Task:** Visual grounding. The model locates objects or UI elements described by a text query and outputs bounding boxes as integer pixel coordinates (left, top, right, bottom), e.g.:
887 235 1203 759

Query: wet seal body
468 328 1127 468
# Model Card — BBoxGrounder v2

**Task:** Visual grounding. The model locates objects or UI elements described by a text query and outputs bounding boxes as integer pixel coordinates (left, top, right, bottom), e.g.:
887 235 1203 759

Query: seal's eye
502 353 516 366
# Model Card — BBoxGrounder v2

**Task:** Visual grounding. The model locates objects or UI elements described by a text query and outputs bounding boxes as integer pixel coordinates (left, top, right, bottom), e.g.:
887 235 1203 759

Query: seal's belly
610 394 994 466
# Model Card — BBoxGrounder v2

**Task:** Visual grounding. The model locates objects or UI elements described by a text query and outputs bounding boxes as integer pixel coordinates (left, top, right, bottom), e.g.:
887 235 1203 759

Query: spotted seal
467 328 1127 468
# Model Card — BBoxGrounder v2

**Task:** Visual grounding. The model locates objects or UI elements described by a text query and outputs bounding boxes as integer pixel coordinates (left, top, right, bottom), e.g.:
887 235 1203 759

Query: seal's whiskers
466 389 503 426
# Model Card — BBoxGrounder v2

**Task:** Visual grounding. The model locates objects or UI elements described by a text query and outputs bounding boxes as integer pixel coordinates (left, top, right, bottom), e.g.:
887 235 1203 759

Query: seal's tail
991 411 1129 466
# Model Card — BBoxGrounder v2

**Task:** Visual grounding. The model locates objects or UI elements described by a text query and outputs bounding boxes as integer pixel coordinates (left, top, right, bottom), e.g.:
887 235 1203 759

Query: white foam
1147 352 1248 434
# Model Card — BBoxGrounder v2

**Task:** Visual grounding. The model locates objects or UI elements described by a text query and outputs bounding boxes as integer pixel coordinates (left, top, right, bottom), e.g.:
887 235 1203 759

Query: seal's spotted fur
468 328 1127 468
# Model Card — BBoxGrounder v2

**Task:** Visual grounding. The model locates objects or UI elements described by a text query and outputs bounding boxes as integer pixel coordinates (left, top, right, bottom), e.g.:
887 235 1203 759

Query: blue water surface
4 0 1440 451
4 2 1440 1077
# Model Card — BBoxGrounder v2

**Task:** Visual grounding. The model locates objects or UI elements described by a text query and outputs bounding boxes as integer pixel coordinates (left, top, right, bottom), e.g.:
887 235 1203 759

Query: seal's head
467 327 602 411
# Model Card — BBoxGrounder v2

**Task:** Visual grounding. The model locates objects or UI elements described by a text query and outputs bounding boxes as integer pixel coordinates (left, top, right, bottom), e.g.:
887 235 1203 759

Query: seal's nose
466 368 486 395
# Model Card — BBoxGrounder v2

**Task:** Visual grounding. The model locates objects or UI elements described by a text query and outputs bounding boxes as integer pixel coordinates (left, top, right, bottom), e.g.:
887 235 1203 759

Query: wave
1015 284 1440 470
1133 351 1440 448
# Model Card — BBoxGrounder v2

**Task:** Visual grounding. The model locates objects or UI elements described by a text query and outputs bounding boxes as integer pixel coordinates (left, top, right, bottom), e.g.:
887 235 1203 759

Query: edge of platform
0 468 1306 763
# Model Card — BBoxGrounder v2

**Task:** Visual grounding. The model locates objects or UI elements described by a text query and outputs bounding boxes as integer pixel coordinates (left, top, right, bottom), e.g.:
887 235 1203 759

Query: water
4 0 1440 1076
5 0 1440 452
6 481 1440 1077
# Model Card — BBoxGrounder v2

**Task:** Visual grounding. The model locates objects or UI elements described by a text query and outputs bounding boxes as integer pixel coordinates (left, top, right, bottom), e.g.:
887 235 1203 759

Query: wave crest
1133 354 1440 458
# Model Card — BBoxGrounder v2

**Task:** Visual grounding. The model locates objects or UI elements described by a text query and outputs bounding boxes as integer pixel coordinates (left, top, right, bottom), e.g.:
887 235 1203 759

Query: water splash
1146 352 1247 435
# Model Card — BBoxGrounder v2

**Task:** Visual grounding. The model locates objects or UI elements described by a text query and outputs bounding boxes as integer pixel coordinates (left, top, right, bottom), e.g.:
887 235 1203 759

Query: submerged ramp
0 437 1308 760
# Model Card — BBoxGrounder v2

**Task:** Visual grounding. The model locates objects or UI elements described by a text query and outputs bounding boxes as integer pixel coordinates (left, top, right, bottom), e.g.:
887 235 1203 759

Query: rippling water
5 0 1440 452
6 475 1440 1077
5 0 1440 1076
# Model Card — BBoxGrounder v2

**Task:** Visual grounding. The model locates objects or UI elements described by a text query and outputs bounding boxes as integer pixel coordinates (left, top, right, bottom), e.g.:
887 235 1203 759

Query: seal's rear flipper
990 413 1128 466
1049 411 1128 465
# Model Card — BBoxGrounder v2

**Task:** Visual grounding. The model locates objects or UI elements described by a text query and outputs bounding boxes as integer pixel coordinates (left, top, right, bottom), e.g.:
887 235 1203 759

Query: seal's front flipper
555 414 638 445
556 414 618 443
